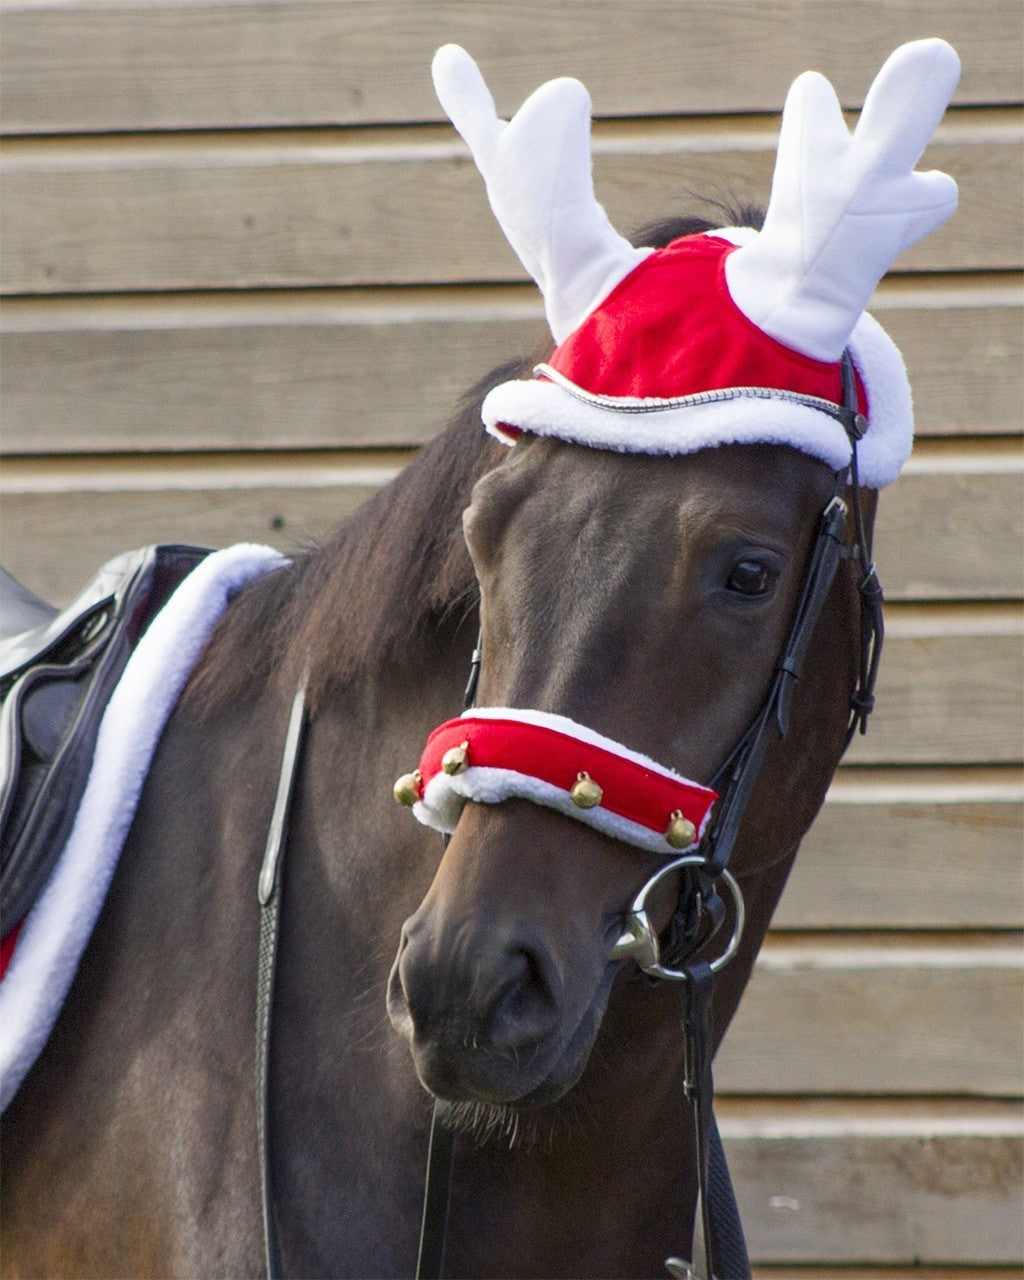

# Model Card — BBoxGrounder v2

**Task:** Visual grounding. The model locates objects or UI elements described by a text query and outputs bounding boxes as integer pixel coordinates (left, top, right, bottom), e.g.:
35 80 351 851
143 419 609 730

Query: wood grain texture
0 288 553 452
1 0 1016 135
721 1104 1024 1264
2 281 1019 453
715 939 1023 1095
0 469 389 604
875 458 1024 601
2 112 1018 294
843 606 1024 766
753 1269 1023 1278
3 450 1021 603
775 774 1024 928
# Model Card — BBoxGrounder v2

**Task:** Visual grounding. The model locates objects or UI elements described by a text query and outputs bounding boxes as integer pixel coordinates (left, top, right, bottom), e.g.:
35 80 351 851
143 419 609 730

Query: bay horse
1 33 959 1278
2 217 870 1280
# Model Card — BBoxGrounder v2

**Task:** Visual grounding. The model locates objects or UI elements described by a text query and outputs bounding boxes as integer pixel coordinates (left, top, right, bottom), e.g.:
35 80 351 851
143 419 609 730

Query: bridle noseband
255 352 885 1280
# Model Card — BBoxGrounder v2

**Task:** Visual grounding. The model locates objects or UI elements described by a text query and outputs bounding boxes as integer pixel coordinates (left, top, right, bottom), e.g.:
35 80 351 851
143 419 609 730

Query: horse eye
725 558 775 597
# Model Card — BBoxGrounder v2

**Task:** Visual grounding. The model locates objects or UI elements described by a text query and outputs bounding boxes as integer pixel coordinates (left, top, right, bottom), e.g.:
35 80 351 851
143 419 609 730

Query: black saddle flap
0 545 211 935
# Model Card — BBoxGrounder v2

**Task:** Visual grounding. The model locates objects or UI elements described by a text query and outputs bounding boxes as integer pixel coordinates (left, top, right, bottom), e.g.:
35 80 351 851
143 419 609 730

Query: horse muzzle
387 907 584 1104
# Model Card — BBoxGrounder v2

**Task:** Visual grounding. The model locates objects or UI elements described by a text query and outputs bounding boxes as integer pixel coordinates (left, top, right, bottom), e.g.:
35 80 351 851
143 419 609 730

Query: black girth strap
256 675 309 1280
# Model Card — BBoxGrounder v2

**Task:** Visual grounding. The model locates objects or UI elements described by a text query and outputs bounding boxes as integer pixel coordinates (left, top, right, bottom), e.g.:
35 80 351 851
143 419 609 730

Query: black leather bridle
254 350 884 1280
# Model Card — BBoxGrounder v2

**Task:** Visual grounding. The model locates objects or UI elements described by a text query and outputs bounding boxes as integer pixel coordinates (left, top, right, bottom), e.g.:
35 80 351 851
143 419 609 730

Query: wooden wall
2 1 1021 1270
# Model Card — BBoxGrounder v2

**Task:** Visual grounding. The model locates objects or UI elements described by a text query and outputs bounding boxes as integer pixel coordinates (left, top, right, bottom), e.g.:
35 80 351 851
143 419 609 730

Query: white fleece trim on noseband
482 312 912 489
415 768 706 855
0 543 288 1113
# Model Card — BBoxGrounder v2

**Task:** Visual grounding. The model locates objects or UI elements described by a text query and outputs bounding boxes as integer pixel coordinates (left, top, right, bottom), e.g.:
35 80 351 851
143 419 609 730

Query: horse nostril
488 943 560 1052
386 920 422 1039
395 923 423 1008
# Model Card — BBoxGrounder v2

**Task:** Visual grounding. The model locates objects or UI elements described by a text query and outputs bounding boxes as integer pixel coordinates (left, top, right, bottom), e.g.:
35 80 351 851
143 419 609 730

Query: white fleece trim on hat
414 768 706 856
481 311 913 489
0 543 287 1112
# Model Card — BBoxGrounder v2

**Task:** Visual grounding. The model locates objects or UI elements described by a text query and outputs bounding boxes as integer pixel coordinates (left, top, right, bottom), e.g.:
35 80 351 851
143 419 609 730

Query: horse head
390 436 852 1108
388 41 958 1117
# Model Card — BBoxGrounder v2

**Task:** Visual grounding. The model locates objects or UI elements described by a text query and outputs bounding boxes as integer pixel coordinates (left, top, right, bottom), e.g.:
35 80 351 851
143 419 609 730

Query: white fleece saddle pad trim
0 544 287 1111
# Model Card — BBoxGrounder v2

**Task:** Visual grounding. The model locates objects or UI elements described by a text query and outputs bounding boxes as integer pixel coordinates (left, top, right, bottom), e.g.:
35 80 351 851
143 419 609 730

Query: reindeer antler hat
432 40 960 487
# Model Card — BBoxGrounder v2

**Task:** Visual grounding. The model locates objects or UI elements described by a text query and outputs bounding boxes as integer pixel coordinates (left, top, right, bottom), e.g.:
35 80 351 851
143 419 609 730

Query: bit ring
609 854 745 980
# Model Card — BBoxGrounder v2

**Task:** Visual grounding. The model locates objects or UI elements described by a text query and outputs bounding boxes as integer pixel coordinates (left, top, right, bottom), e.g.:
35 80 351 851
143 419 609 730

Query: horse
1 36 959 1280
0 223 866 1280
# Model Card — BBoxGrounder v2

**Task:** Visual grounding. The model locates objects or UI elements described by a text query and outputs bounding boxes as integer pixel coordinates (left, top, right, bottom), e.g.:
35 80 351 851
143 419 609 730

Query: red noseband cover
407 709 718 855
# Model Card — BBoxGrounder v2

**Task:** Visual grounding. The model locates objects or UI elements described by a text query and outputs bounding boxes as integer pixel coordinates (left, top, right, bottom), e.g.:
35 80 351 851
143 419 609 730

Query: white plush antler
431 44 649 343
725 39 960 362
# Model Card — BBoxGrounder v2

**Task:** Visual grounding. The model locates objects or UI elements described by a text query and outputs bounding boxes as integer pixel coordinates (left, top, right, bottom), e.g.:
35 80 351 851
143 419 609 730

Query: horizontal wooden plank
720 1102 1024 1264
0 463 394 604
1 0 1015 135
874 279 1024 437
716 938 1023 1095
875 453 1024 600
754 1270 1023 1278
0 287 552 452
844 605 1024 765
2 111 1018 294
3 452 1023 605
775 771 1024 929
1 279 1019 453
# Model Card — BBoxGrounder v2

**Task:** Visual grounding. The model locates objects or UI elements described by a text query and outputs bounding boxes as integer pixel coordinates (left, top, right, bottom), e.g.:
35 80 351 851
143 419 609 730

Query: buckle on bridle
610 855 745 980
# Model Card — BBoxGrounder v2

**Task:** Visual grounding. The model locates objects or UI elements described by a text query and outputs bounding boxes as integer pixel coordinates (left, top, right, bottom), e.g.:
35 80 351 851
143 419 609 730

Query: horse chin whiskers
435 1069 605 1153
438 1098 530 1150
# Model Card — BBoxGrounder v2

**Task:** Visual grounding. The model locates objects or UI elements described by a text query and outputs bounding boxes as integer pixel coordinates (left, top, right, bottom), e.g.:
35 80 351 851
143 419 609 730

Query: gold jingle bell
570 770 603 809
441 740 470 776
393 769 423 807
665 809 697 849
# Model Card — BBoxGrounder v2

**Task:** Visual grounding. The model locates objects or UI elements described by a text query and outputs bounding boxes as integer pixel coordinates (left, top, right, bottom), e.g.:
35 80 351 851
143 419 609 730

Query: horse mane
185 202 764 713
183 359 523 714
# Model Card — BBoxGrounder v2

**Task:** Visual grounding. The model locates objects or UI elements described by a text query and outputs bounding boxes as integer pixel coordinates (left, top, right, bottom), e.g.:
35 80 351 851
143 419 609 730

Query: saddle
1 545 210 936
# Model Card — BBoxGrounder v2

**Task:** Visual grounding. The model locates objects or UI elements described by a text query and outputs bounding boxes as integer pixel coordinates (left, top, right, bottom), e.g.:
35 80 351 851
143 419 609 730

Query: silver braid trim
533 363 852 427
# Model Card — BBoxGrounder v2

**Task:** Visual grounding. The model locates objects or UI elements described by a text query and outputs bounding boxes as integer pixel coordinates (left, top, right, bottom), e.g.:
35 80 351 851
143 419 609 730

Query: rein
254 354 883 1280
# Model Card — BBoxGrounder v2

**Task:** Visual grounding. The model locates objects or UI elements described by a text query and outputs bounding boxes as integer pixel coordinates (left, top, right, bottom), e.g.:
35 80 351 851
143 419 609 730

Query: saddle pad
1 545 211 934
0 544 287 1111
